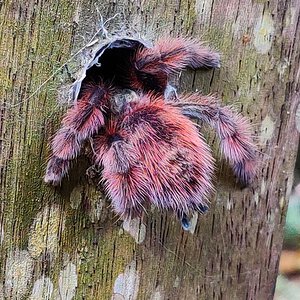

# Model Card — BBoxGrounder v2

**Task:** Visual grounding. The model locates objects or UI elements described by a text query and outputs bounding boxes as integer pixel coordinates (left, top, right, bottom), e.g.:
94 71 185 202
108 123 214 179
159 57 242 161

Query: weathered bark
0 0 299 299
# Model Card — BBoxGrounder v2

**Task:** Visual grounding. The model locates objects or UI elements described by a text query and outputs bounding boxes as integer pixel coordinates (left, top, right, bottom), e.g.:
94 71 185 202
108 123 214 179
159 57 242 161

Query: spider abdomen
97 94 215 219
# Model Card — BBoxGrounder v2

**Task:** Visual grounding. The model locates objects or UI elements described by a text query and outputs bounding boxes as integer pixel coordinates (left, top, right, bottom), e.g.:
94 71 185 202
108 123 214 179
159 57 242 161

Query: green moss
0 0 77 272
74 225 135 299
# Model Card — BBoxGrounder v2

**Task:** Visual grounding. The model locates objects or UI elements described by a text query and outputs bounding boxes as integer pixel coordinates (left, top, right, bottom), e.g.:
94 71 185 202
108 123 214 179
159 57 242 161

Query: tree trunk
0 0 299 299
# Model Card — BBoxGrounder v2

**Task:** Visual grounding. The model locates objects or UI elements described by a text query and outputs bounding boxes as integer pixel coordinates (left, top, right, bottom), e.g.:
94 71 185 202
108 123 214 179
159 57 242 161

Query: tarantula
44 37 256 228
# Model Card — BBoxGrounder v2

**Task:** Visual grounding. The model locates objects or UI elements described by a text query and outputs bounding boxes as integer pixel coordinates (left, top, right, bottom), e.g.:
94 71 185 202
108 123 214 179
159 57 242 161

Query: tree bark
0 0 299 299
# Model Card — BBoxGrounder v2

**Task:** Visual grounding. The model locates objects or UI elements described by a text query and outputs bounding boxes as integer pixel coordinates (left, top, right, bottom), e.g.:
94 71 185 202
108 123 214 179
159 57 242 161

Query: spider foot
180 213 191 231
44 157 70 186
201 51 221 69
179 203 209 231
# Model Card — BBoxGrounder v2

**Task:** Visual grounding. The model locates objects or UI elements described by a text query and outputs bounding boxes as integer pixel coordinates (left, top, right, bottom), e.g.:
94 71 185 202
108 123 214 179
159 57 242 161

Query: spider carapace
45 37 257 229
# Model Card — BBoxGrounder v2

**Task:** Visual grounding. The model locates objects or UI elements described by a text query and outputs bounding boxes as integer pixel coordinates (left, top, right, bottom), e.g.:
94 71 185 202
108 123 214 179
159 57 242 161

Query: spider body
93 93 214 219
45 36 257 226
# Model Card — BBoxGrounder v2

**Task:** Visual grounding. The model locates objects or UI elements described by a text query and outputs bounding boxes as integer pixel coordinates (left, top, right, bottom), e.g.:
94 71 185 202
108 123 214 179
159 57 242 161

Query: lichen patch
151 285 165 300
123 218 146 244
28 204 65 259
70 186 83 209
4 249 34 299
254 192 259 205
173 276 180 288
279 197 285 209
30 276 53 300
259 115 275 145
112 260 140 300
58 262 78 300
254 11 275 54
277 58 290 80
227 199 233 211
0 283 4 299
295 104 300 133
261 178 266 194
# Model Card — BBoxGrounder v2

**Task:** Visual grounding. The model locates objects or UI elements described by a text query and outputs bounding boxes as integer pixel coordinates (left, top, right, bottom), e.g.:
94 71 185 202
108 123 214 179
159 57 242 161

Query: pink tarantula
45 37 256 229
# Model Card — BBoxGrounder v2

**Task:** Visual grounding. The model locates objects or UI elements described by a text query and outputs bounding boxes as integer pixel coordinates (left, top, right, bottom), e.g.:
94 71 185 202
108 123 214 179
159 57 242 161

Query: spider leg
134 37 219 81
174 93 257 186
92 119 147 219
44 83 112 185
179 202 209 230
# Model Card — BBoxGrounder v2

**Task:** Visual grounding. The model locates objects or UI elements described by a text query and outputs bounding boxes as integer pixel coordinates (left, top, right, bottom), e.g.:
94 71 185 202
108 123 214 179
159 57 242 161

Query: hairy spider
44 37 257 229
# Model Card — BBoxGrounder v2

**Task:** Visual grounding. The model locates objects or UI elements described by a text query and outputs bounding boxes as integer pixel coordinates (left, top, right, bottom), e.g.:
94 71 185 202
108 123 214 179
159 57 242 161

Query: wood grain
0 0 299 299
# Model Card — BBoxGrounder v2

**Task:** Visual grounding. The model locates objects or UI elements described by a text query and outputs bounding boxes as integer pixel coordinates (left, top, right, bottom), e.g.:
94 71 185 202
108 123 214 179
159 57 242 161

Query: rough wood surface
0 0 299 299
